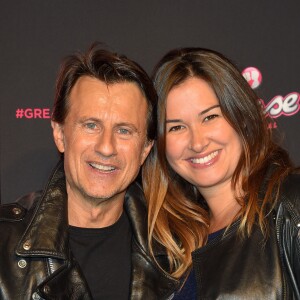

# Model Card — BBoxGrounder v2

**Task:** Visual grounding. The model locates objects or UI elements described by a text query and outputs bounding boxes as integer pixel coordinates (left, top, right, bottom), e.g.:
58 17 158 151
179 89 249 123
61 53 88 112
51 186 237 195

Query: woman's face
165 77 242 193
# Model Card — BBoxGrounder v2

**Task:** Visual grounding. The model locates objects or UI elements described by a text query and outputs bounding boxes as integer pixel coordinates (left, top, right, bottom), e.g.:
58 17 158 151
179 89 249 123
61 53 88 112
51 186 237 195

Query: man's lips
88 162 117 172
188 150 219 165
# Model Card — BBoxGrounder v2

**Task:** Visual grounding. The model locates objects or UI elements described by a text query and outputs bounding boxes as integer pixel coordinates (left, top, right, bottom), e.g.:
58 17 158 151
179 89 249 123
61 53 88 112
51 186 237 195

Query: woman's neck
198 180 242 233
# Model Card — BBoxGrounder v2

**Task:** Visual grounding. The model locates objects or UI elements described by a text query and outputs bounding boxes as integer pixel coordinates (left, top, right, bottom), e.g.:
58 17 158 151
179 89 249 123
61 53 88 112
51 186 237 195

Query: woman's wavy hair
142 47 293 278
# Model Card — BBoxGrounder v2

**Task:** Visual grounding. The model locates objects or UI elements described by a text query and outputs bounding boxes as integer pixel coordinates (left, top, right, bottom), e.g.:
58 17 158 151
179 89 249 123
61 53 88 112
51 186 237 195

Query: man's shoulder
0 191 42 222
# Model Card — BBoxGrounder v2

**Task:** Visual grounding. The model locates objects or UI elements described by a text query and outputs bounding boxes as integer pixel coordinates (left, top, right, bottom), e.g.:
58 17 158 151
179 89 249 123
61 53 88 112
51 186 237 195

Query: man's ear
51 121 65 153
140 140 154 165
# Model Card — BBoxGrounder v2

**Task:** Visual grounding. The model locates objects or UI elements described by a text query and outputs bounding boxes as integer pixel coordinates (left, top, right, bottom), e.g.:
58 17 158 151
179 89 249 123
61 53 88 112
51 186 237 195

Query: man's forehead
68 77 145 105
71 76 142 95
66 76 148 122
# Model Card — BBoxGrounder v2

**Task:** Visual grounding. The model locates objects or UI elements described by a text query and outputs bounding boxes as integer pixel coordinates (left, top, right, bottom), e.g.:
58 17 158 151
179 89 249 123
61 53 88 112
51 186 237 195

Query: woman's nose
189 127 208 153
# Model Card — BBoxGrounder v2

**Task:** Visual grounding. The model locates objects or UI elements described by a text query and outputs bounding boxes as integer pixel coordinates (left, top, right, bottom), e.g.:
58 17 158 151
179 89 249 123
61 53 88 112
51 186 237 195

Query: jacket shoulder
276 173 300 297
0 191 42 222
280 173 300 211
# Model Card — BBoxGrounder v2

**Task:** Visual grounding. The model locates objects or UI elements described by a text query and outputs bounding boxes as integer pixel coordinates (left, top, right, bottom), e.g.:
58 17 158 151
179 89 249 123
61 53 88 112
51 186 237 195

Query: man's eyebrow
166 105 220 123
78 117 100 123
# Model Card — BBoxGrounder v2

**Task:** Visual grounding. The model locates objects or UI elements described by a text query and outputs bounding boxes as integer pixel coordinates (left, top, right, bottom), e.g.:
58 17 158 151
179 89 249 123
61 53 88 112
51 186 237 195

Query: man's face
52 76 153 205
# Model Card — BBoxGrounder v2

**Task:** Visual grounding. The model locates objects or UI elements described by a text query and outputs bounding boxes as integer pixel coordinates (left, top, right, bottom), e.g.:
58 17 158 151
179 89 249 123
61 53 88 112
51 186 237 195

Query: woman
143 48 300 299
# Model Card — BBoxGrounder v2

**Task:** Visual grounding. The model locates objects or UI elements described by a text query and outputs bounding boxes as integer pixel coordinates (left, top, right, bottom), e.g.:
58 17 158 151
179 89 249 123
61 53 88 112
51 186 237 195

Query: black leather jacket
0 161 178 300
192 173 300 299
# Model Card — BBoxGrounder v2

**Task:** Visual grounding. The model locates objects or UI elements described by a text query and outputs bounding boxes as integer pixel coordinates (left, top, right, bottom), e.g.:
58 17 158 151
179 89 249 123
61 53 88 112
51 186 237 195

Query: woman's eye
203 114 219 122
168 125 184 132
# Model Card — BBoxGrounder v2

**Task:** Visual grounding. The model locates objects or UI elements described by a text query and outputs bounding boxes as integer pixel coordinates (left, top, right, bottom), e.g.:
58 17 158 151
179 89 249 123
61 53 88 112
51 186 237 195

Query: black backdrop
1 1 299 204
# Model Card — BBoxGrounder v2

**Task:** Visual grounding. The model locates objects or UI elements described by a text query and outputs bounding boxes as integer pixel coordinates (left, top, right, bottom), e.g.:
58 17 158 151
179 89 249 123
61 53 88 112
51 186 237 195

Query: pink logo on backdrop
15 108 51 119
242 66 299 129
262 93 300 118
242 67 262 89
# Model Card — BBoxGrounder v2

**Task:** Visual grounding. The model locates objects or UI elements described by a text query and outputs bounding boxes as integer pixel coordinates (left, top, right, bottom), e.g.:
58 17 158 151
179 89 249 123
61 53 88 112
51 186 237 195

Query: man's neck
67 191 125 228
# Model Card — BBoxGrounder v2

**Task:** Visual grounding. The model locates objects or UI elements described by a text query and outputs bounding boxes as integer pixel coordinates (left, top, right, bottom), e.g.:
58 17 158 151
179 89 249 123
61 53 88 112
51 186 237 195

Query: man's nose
94 129 117 158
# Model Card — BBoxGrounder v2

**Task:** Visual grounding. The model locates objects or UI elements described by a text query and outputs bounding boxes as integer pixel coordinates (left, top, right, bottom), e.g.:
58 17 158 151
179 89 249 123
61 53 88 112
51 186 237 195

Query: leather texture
192 173 300 300
0 160 178 300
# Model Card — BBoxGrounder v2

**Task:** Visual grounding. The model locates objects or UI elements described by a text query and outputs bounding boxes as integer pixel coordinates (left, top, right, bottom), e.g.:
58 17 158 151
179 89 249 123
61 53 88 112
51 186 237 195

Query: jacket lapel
125 182 178 299
16 160 69 260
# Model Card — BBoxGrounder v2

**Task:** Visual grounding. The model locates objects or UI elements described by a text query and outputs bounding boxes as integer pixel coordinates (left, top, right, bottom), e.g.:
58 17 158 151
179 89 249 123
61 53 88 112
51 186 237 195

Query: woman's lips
188 150 219 166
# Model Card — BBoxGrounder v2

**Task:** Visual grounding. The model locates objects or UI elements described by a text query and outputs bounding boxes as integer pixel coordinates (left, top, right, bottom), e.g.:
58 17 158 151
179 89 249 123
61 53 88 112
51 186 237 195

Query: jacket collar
124 181 173 257
125 182 179 297
16 160 69 260
124 182 148 251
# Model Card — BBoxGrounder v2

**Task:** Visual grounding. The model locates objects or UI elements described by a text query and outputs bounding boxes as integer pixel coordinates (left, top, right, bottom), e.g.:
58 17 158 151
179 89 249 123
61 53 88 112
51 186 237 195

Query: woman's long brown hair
143 48 293 279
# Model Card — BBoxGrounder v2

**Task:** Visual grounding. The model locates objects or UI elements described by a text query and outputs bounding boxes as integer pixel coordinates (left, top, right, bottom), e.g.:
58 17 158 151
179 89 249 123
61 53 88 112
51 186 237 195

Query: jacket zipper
48 258 55 275
165 293 174 300
275 205 287 300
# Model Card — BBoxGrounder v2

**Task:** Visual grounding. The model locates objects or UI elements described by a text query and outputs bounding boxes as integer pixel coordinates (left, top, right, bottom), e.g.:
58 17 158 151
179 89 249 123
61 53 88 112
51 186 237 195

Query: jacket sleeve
276 173 300 298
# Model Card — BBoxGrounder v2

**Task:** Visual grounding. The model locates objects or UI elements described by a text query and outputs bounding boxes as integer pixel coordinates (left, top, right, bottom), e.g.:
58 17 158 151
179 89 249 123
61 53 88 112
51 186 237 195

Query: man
0 45 178 299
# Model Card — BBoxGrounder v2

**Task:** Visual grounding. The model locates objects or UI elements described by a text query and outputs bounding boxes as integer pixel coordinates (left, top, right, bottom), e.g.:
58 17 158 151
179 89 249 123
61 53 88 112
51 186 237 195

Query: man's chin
80 189 125 205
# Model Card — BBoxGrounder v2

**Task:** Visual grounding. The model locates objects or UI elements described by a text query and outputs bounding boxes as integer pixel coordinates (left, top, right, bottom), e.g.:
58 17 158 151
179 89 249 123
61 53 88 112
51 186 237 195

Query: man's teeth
190 151 218 164
90 163 115 171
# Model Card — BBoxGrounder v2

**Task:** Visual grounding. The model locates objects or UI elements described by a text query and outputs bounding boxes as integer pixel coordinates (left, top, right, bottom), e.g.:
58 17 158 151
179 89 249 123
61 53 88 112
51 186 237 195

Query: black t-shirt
69 212 132 300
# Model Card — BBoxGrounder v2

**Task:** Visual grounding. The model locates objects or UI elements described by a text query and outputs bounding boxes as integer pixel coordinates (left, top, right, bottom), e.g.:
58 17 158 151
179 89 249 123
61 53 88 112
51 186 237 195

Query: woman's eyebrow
166 105 220 123
166 119 182 123
198 104 220 116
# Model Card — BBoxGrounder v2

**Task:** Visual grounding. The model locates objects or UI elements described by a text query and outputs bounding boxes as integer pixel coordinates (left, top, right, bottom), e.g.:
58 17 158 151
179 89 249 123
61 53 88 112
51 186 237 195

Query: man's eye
118 128 131 135
85 123 97 130
203 114 219 122
168 125 184 132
